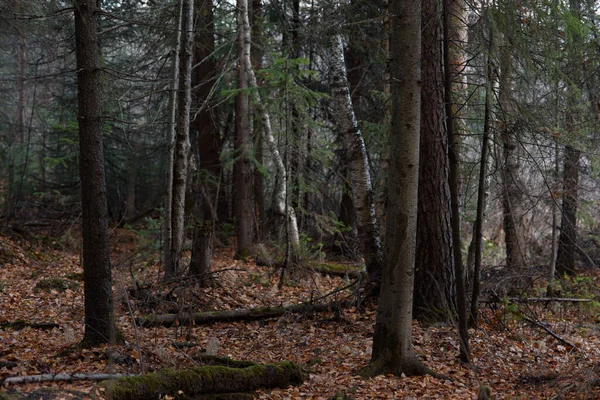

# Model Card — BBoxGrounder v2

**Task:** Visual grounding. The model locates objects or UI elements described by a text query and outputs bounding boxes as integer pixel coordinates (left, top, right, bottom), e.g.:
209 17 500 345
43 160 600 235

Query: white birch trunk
238 0 300 247
166 0 194 279
329 35 383 279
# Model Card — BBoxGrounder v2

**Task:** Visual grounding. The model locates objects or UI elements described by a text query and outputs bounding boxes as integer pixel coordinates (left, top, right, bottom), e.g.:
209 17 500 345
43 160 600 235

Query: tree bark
363 0 429 377
189 0 220 282
166 0 194 279
239 0 301 250
414 0 454 321
74 0 116 346
102 361 306 400
469 13 494 328
556 145 580 275
498 29 525 271
164 0 183 277
330 35 383 287
443 0 470 363
233 0 255 258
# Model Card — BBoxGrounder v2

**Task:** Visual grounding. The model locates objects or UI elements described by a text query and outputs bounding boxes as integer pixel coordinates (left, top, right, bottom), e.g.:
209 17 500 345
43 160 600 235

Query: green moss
35 278 69 292
102 361 306 400
66 272 85 281
1 319 26 330
234 247 251 261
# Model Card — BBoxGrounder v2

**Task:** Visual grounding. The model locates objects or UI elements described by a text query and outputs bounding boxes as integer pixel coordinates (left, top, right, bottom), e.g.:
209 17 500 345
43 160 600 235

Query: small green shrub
35 278 69 292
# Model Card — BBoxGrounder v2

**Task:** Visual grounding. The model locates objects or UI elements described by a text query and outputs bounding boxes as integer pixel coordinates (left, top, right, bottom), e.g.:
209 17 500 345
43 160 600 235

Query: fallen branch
1 373 133 386
479 297 592 304
522 315 582 352
101 361 307 400
136 302 339 327
0 320 59 330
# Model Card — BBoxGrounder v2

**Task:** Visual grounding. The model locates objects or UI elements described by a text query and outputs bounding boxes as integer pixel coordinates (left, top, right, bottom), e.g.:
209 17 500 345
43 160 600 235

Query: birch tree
238 0 301 249
329 34 383 285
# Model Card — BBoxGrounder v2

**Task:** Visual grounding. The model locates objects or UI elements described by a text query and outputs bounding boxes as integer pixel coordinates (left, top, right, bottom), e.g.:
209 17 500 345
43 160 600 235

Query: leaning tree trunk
239 0 301 249
233 0 255 259
189 0 221 282
330 34 383 286
362 0 429 377
74 0 116 346
166 0 194 279
413 0 454 321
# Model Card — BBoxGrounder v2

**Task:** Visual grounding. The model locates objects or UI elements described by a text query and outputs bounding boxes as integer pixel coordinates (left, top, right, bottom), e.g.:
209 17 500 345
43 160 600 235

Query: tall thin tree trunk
251 0 265 239
189 0 220 282
166 0 194 279
239 0 301 249
74 0 116 347
498 28 525 271
414 0 454 321
469 15 494 328
330 35 383 286
233 0 255 258
164 0 183 275
444 0 470 363
363 0 429 376
547 140 560 295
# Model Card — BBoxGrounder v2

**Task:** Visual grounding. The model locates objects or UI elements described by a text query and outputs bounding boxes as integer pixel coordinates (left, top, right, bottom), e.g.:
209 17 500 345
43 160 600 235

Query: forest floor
1 227 600 399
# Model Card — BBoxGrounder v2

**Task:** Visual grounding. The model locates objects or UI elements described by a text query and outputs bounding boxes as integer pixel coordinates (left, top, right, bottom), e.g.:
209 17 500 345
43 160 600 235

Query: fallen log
136 302 339 327
100 361 307 400
1 373 133 386
310 263 362 278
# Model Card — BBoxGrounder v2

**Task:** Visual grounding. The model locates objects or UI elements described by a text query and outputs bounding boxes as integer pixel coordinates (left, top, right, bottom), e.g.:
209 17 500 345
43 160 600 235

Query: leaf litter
0 231 599 399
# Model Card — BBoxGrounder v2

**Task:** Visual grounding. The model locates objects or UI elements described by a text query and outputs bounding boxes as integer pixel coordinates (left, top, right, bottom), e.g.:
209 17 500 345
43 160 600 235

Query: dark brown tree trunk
74 0 116 346
556 145 580 275
413 0 454 321
363 0 429 377
189 0 220 282
233 0 254 258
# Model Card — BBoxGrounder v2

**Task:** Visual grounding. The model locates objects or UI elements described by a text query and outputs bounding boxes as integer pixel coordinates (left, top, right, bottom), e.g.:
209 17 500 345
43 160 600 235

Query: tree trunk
251 0 265 239
189 0 220 282
556 145 580 275
163 0 183 277
74 0 116 346
330 35 383 286
126 144 138 221
233 0 255 258
363 0 429 377
166 0 194 279
443 0 470 363
498 34 525 271
239 0 301 250
413 0 454 321
469 14 494 328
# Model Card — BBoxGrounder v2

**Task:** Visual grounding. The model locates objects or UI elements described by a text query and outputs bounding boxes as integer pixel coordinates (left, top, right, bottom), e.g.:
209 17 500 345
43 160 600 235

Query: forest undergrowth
1 228 600 399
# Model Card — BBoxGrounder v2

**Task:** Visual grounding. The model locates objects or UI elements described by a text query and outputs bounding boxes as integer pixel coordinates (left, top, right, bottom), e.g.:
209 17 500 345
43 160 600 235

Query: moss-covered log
136 303 338 327
101 361 307 400
310 263 362 278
